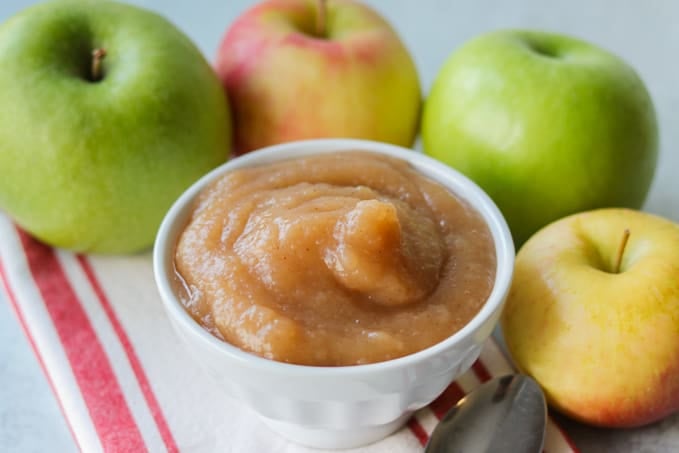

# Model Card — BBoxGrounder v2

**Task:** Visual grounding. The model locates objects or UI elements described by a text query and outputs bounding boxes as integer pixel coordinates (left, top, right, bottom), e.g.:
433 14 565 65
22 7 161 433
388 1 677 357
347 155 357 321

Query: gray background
1 0 678 452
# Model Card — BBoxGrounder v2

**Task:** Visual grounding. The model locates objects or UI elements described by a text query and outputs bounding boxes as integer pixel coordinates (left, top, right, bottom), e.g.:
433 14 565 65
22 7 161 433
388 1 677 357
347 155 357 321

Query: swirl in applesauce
174 151 495 366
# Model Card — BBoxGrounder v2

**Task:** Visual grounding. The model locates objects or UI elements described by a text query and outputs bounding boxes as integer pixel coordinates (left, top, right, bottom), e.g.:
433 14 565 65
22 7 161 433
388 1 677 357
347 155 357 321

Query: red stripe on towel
0 259 83 451
18 230 147 452
406 417 429 446
553 421 581 453
429 382 466 419
77 255 179 453
472 359 492 382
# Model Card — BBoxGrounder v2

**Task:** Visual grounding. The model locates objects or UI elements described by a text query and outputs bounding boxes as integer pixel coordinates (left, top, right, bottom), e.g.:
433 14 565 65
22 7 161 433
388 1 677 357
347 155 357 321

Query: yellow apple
501 208 679 427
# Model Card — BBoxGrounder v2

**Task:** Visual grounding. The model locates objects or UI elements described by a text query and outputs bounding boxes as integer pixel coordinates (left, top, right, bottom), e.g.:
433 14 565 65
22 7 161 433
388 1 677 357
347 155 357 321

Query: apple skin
0 0 231 253
501 208 679 427
215 0 421 155
422 30 658 246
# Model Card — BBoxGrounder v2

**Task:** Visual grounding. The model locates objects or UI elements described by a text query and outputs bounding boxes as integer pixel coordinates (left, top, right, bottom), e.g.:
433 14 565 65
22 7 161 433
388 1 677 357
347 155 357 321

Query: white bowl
153 139 514 449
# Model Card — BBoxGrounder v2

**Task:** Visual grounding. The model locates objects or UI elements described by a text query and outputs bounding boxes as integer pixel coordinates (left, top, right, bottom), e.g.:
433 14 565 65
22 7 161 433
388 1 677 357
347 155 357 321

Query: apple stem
614 228 631 274
316 0 328 38
91 48 107 82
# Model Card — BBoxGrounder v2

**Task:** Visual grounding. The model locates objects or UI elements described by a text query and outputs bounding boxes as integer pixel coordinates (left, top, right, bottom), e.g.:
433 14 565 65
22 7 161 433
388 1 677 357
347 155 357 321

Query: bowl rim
153 138 514 377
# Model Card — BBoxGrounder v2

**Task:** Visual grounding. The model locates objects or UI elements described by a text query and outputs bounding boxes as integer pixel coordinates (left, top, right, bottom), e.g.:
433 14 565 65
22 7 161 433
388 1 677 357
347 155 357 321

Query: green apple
501 208 679 427
0 0 231 253
422 30 658 246
215 0 420 155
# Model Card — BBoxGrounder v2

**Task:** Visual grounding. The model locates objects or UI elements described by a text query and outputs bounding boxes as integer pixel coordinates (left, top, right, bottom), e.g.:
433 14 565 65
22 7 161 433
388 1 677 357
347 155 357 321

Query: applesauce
174 151 496 366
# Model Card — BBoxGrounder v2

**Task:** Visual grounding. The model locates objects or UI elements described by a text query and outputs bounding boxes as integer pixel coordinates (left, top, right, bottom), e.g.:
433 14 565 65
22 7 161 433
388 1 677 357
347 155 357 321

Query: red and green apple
216 0 421 155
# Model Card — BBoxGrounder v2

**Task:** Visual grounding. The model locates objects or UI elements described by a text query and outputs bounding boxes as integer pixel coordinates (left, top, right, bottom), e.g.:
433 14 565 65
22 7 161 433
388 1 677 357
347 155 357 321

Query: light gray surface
0 0 678 452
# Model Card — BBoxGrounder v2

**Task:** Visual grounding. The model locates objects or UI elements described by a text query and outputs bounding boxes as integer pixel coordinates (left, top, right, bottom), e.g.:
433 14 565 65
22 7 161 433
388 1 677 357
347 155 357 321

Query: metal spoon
424 374 547 453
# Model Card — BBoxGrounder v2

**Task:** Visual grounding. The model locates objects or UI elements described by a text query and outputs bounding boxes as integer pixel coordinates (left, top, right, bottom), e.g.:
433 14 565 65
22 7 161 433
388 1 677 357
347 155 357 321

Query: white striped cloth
0 214 579 452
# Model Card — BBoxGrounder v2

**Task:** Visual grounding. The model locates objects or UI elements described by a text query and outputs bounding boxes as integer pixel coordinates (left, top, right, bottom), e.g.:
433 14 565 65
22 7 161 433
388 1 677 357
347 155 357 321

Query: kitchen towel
0 215 578 453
